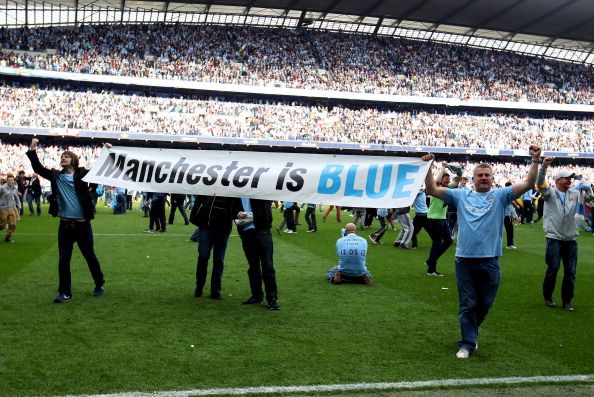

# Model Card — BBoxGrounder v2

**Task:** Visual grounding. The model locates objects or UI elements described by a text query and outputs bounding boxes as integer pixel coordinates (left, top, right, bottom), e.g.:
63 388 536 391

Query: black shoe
53 293 72 303
93 286 104 297
242 296 263 305
267 300 280 310
544 299 556 308
194 288 202 298
4 235 12 243
210 293 223 300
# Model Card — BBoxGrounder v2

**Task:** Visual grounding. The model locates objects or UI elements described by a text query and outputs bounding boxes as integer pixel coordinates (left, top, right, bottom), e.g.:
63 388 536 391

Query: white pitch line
17 233 240 237
52 374 594 397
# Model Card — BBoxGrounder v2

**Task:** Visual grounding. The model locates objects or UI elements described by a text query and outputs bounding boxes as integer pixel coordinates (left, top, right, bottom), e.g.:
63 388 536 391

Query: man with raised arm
422 146 541 359
537 159 594 312
26 138 106 303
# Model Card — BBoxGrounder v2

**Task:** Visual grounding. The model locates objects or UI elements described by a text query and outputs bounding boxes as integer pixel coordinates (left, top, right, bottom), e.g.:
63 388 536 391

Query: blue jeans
455 257 500 351
58 220 104 296
543 238 577 305
27 195 41 215
196 227 230 296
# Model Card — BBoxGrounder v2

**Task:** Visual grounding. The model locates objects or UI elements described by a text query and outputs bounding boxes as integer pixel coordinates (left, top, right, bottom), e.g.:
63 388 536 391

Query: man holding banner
190 195 236 300
423 145 541 359
234 198 279 311
83 146 433 308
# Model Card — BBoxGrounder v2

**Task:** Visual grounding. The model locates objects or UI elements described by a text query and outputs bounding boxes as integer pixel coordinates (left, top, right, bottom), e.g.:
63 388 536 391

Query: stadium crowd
1 84 592 152
1 24 593 105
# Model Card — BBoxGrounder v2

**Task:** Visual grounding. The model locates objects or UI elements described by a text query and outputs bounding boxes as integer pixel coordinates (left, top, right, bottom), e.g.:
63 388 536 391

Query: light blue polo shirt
444 186 514 258
377 208 389 218
413 190 428 214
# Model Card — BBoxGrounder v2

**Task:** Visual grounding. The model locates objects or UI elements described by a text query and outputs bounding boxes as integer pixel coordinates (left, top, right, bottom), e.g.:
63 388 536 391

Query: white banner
84 147 431 208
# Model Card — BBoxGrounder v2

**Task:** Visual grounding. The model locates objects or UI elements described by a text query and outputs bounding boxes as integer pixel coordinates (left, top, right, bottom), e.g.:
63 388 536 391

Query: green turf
0 204 593 397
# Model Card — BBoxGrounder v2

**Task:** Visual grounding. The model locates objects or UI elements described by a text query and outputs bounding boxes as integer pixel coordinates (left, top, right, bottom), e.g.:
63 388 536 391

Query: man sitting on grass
327 223 372 285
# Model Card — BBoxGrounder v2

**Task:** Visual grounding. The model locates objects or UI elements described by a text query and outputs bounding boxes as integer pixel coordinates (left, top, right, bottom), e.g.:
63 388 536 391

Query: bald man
327 223 372 285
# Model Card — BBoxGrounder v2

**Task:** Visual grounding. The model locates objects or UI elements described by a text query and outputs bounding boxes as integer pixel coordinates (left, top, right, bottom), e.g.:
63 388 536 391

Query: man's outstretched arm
422 154 447 200
511 145 541 198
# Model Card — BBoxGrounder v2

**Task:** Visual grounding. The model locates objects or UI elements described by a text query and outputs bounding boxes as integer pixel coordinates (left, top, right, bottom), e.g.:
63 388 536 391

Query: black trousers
284 208 296 232
58 220 104 296
370 216 387 241
504 215 514 246
240 228 277 302
149 199 166 231
169 199 188 224
411 213 428 248
364 208 376 228
305 206 317 231
425 219 453 272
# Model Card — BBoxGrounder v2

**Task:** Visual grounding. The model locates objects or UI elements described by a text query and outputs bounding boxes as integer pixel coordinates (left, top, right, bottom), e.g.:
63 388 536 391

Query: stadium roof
2 0 594 64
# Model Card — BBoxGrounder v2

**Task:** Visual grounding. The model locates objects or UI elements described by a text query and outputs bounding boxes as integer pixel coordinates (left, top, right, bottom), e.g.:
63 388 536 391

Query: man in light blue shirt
521 188 534 224
327 223 372 285
423 145 542 359
411 189 428 249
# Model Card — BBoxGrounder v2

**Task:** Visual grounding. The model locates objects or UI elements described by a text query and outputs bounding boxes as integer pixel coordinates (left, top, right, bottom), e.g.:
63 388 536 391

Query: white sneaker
506 245 517 250
456 348 470 359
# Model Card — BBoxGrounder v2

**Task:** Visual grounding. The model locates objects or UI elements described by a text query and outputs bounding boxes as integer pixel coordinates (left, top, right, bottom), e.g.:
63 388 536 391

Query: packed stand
1 83 592 152
1 24 593 104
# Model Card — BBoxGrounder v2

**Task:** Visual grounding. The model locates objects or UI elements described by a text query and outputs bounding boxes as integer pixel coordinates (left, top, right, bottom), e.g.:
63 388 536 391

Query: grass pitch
0 204 593 397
